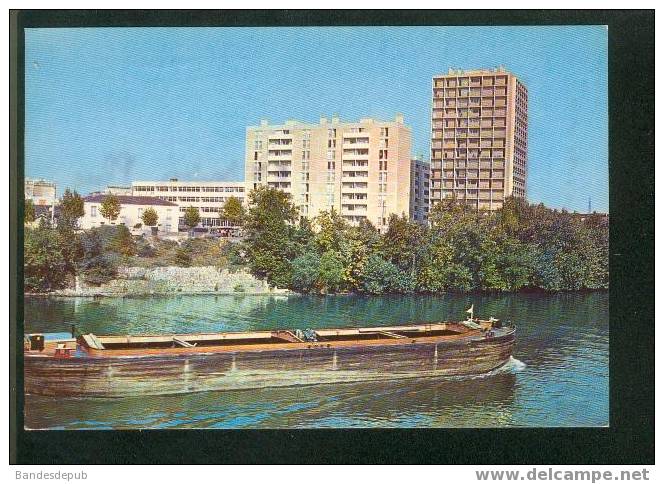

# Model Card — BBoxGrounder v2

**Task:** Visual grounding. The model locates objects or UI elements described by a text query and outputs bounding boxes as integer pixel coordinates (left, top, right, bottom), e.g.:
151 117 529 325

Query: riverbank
35 266 291 297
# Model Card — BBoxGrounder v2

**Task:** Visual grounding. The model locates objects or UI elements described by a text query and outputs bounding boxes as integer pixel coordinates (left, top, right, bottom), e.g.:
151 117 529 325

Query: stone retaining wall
54 266 286 296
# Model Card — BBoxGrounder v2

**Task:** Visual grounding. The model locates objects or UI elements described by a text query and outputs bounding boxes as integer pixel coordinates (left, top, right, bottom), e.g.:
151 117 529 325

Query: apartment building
410 158 430 223
430 67 528 211
80 195 178 232
131 179 247 229
245 115 412 231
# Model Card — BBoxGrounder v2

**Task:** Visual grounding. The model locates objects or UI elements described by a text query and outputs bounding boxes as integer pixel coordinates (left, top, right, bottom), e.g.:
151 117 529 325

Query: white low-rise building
131 179 247 229
80 195 179 233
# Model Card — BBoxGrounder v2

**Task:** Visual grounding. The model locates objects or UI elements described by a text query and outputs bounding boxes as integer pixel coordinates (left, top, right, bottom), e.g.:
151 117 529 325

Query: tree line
240 186 609 294
23 186 608 294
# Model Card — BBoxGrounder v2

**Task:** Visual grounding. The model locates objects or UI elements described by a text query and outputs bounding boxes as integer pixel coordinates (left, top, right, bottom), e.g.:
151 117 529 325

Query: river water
23 292 608 428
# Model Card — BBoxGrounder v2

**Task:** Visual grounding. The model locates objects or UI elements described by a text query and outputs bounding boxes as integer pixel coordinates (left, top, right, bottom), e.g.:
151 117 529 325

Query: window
380 127 389 137
254 152 259 161
254 140 263 150
91 206 97 217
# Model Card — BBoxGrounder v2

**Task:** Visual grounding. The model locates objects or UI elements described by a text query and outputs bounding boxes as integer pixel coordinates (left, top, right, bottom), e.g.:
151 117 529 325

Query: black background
10 10 654 465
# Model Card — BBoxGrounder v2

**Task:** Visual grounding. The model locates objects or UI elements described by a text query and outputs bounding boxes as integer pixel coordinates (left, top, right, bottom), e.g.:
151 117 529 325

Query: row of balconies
341 203 368 213
433 179 504 189
342 194 368 201
437 169 506 179
438 138 506 148
435 132 496 141
434 76 508 88
431 149 508 160
267 161 291 169
268 139 292 147
442 150 505 158
343 161 369 168
435 111 508 123
342 141 370 150
267 152 293 161
440 89 508 103
433 110 508 122
432 160 505 170
343 149 369 158
435 127 507 136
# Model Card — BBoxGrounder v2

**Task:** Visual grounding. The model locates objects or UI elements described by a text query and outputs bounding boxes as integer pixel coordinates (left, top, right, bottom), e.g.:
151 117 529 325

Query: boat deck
23 321 511 359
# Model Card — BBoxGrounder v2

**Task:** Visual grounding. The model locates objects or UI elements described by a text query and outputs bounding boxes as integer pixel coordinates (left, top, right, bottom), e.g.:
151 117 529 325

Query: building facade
245 115 412 231
410 158 430 223
131 179 247 229
80 195 178 232
430 67 528 211
25 178 57 207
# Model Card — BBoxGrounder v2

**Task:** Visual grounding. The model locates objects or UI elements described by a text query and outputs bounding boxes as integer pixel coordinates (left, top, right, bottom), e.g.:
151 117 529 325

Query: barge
24 311 515 397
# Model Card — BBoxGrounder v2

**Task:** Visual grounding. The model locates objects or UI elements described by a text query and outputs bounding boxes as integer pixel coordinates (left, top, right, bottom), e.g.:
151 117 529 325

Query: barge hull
24 333 515 397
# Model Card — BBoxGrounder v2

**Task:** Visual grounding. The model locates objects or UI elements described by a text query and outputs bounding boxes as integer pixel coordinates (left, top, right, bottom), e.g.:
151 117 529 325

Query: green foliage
221 196 246 226
28 189 606 295
243 186 299 288
174 245 192 267
358 254 412 294
108 225 136 257
291 249 321 293
59 188 85 229
318 251 345 293
24 227 70 291
240 193 609 294
24 199 35 224
182 206 201 232
78 228 118 286
141 207 159 227
99 194 121 222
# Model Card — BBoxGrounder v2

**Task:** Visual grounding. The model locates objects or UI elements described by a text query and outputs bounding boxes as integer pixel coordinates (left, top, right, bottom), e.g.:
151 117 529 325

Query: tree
221 196 246 227
108 225 136 257
243 186 299 288
24 227 70 291
59 188 85 229
314 209 348 253
141 207 159 228
99 194 121 223
358 254 403 294
24 199 35 224
383 214 427 277
318 250 345 293
174 245 192 267
182 206 200 235
291 250 321 293
78 229 118 286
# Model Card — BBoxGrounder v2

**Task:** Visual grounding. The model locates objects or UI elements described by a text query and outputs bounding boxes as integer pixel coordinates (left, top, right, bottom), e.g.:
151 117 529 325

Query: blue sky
25 26 608 212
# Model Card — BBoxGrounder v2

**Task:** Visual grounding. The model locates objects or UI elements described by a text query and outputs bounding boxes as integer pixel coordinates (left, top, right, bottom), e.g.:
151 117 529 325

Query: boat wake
490 356 527 375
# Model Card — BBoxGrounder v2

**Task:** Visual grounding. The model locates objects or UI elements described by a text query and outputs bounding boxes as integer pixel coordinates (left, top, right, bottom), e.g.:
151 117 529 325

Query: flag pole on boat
466 304 474 321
